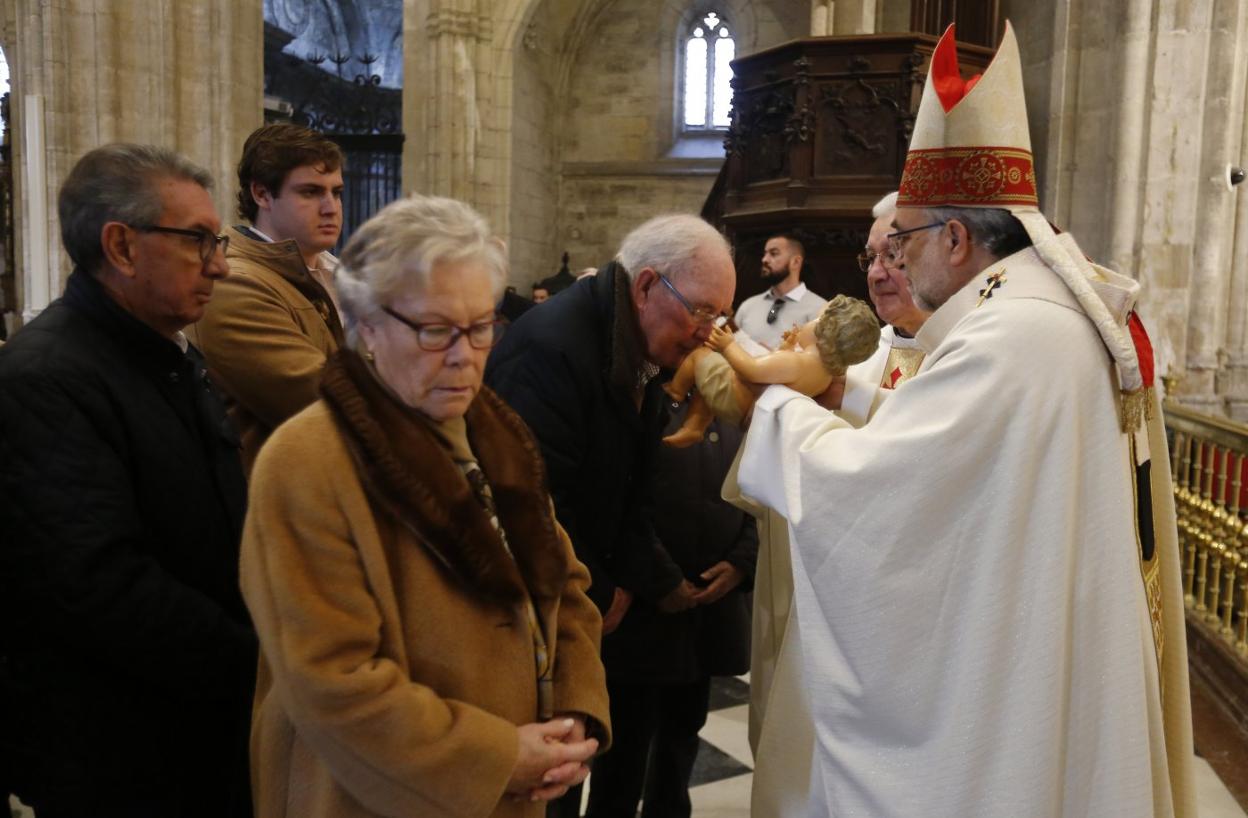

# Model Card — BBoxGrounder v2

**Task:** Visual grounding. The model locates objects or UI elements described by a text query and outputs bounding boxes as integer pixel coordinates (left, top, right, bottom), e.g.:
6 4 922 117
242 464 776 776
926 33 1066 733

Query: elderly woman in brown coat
240 194 610 818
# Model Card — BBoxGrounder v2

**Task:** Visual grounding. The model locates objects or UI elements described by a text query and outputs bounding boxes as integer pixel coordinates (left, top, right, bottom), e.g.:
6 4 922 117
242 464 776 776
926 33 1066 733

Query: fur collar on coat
320 350 568 607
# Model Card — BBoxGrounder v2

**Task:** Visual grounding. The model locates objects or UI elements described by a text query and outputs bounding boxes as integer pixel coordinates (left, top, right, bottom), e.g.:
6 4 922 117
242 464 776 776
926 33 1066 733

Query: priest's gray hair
616 214 731 284
336 194 508 347
59 143 214 274
925 206 1033 260
872 191 899 218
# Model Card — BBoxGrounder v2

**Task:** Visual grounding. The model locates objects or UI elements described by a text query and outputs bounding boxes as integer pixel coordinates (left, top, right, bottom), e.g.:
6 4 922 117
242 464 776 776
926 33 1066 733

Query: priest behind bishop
737 21 1196 818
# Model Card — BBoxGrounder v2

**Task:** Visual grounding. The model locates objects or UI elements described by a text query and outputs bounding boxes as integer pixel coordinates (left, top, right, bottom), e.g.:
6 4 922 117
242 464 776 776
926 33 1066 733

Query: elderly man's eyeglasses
657 273 727 326
131 224 229 263
885 221 946 256
856 249 900 272
382 307 505 352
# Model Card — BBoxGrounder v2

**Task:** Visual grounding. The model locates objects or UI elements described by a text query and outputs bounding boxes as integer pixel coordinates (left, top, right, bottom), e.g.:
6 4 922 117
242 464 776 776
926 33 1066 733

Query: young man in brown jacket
188 123 345 473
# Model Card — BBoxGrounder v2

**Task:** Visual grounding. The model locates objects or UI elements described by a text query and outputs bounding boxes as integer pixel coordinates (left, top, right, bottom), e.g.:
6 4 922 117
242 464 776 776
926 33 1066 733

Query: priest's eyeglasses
382 307 506 351
131 224 230 263
885 221 946 256
658 272 728 326
856 249 900 272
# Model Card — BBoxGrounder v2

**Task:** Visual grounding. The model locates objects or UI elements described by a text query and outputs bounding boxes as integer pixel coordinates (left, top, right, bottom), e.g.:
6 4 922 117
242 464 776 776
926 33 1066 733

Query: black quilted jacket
0 270 256 817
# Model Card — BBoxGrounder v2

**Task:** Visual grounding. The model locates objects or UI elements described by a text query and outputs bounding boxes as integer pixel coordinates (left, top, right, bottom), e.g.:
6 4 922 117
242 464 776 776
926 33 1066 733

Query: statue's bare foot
662 381 688 404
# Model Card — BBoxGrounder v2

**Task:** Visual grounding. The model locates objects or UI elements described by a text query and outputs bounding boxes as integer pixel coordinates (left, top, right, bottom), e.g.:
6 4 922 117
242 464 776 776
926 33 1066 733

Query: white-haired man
486 214 736 818
837 191 932 423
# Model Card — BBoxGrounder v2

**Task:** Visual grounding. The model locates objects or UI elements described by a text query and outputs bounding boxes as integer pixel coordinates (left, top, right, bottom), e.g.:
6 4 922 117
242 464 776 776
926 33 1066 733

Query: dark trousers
584 676 711 818
546 783 585 818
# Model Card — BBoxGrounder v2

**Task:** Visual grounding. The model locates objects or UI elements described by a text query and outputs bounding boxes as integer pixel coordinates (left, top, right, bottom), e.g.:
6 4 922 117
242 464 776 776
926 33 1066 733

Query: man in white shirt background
732 232 827 350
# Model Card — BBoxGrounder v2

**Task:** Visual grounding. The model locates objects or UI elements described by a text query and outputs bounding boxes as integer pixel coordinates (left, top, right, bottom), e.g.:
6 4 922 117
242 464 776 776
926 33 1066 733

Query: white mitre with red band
899 22 1149 431
898 22 1038 210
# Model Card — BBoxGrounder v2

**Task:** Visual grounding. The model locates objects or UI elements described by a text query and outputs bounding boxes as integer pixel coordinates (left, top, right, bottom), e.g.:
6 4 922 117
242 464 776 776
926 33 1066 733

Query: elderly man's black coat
0 271 256 817
602 407 757 684
485 264 685 619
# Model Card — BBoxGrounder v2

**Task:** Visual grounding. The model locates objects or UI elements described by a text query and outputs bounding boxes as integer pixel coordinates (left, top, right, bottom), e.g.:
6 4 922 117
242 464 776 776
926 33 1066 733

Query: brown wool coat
240 364 610 818
187 226 343 473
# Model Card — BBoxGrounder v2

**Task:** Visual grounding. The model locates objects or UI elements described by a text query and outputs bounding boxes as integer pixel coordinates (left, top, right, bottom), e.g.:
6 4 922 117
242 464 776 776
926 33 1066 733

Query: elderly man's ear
631 266 658 308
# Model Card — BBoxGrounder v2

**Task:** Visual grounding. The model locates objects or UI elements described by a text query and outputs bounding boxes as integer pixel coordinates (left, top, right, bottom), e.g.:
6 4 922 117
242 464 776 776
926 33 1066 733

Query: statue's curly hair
812 295 880 374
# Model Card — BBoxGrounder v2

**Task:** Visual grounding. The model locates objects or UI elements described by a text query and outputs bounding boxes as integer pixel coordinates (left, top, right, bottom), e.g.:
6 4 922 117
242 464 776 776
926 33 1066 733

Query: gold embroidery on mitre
898 147 1039 208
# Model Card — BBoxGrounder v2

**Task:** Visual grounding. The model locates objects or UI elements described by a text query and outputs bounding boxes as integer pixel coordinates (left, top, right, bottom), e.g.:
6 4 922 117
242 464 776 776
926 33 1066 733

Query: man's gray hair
925 206 1032 259
615 214 731 284
58 143 214 274
872 191 899 218
336 194 508 347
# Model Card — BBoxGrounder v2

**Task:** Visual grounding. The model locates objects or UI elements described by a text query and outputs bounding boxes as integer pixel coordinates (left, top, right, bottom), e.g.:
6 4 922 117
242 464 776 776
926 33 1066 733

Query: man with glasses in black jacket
0 144 255 818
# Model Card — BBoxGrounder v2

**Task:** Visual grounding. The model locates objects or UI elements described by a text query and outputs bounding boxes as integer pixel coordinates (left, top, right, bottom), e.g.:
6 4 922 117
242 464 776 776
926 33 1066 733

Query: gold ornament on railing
1165 403 1248 661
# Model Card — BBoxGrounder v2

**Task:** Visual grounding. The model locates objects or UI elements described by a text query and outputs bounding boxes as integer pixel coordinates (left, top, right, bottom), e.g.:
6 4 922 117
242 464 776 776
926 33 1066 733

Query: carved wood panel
710 34 994 307
728 88 797 184
910 0 1001 48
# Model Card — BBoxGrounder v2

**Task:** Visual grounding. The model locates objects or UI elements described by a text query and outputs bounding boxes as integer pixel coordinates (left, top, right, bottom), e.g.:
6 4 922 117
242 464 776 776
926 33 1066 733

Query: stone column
402 0 534 249
811 0 832 35
1182 0 1248 414
1216 3 1248 420
1 0 262 321
403 0 489 202
814 0 877 35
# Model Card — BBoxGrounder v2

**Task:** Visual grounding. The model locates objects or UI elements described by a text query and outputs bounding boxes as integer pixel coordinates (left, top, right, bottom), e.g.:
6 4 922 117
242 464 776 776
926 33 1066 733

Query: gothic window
682 11 735 132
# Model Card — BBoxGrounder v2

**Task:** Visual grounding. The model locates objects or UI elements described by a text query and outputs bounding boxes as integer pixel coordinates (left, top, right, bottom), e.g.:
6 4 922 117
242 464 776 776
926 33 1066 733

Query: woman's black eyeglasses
382 307 505 352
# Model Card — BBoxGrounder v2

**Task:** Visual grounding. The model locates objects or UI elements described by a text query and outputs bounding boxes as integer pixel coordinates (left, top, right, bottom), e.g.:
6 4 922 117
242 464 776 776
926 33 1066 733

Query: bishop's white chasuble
739 245 1194 817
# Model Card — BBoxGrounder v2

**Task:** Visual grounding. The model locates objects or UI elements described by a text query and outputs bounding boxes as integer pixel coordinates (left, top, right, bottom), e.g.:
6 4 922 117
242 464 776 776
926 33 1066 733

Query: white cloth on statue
739 245 1178 817
734 282 827 350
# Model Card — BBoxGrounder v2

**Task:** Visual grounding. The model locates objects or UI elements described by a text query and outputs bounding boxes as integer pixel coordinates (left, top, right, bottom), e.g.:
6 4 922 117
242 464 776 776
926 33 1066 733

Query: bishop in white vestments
738 22 1195 818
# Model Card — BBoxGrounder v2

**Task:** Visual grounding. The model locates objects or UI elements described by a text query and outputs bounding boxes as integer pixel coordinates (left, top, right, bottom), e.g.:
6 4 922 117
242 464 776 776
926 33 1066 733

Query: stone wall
1002 0 1248 419
404 0 808 289
559 172 719 270
508 11 561 288
528 0 806 277
0 0 263 323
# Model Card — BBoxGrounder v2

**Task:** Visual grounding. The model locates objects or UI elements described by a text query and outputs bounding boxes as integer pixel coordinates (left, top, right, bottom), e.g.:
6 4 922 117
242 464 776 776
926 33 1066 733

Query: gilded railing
1166 402 1248 656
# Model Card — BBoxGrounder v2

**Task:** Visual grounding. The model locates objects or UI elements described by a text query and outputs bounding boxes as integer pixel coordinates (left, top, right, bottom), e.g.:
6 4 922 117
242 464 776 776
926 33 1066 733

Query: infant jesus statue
662 294 880 448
